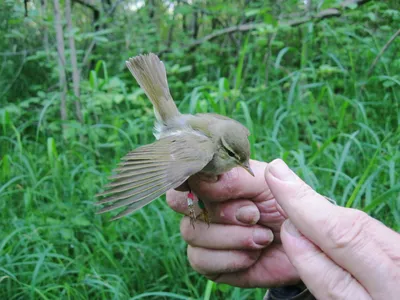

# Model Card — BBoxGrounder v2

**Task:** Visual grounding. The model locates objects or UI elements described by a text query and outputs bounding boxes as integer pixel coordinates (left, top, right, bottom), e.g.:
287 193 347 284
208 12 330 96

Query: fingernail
284 219 301 237
267 159 297 182
236 206 260 225
253 228 273 246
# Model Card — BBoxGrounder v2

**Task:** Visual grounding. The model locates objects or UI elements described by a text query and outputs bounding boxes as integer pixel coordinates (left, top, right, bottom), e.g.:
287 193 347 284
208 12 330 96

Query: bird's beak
241 161 255 177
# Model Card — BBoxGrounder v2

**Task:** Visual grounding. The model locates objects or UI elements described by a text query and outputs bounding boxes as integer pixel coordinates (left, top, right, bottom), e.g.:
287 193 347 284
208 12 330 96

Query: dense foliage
1 0 399 299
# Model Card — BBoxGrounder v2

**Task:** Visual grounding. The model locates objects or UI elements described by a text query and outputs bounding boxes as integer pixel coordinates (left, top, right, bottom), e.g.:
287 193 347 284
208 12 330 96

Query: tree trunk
65 0 83 124
72 0 101 74
147 0 155 19
192 11 199 39
53 0 68 134
166 6 176 49
40 0 50 59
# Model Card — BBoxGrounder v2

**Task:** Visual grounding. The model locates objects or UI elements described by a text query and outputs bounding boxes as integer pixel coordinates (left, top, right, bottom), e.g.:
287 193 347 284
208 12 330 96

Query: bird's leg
187 192 196 229
198 198 210 227
187 190 210 228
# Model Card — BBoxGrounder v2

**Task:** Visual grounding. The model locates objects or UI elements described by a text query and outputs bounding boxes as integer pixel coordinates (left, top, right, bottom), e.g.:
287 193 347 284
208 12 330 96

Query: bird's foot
198 199 210 227
187 192 196 229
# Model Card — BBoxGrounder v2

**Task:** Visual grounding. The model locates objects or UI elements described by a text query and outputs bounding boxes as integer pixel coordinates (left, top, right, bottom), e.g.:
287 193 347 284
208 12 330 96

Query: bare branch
159 23 260 55
282 0 372 26
76 0 125 74
367 28 400 76
0 50 35 56
107 0 125 16
263 32 277 84
160 0 371 55
0 52 27 100
53 0 68 134
24 0 29 17
66 0 83 123
40 0 50 59
81 40 96 75
72 0 99 12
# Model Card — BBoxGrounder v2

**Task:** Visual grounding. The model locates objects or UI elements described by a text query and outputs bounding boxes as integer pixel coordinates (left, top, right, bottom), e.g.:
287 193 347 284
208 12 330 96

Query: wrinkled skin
167 159 400 299
167 160 300 287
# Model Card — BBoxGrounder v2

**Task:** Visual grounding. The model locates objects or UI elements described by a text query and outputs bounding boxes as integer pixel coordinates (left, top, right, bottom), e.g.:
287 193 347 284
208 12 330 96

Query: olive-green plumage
97 53 253 220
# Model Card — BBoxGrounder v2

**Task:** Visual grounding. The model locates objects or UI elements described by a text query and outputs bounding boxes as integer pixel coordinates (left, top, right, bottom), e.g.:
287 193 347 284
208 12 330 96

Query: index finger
265 159 400 298
189 160 271 203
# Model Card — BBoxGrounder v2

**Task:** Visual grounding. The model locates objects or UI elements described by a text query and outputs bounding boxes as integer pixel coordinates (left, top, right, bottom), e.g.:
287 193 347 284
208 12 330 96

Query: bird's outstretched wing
96 132 214 220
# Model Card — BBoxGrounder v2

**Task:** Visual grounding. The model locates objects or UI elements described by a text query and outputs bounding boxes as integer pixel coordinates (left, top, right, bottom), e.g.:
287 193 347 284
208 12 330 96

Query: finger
187 245 261 275
180 217 274 250
166 189 260 225
281 219 371 299
368 217 400 258
166 189 189 214
265 159 400 298
189 160 271 202
174 175 217 192
209 244 300 288
254 198 286 241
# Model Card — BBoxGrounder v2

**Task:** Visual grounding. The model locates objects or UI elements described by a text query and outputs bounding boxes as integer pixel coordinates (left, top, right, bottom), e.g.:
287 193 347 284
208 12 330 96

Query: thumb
264 159 334 225
279 218 371 300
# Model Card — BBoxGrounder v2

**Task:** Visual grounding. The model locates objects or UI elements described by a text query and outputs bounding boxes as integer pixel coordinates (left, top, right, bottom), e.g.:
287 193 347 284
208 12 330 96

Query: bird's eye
225 147 236 158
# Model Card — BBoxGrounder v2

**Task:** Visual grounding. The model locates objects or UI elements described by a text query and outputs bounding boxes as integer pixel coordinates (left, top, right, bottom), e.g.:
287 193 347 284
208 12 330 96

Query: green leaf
60 228 74 240
217 283 231 293
90 70 98 90
72 216 91 226
245 9 260 17
263 13 278 26
113 94 124 104
347 3 358 10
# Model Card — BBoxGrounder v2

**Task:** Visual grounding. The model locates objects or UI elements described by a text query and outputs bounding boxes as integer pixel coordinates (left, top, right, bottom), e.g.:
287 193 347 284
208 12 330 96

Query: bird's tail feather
126 53 180 123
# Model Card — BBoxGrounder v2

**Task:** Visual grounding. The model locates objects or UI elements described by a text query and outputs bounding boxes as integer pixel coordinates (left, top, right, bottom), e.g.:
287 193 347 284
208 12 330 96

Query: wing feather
96 132 214 219
110 164 169 180
98 180 180 214
109 177 185 221
97 174 166 198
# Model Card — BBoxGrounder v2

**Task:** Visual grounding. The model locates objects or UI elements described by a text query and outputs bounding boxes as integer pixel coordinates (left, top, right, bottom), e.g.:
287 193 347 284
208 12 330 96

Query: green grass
1 3 400 299
1 70 398 298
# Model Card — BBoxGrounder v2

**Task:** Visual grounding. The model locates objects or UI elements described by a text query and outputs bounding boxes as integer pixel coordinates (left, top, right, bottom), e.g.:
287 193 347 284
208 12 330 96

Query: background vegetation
1 0 399 299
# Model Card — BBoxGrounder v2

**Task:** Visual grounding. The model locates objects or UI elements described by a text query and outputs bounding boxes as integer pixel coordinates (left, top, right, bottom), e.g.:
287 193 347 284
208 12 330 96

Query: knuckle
324 209 371 250
298 248 325 269
224 251 259 273
322 267 356 300
385 262 400 287
294 183 317 202
242 235 255 248
390 268 400 286
222 168 241 198
215 202 231 223
254 187 274 202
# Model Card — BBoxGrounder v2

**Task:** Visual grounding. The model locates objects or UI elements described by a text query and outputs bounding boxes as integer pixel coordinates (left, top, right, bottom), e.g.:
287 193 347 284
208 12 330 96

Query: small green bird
96 53 254 224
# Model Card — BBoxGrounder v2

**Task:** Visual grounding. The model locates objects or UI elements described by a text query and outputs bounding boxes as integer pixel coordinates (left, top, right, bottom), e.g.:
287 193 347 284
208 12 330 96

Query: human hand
166 160 300 288
265 159 400 299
